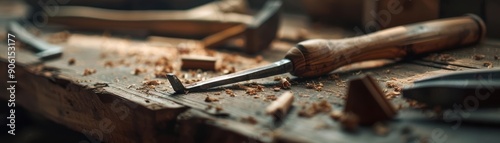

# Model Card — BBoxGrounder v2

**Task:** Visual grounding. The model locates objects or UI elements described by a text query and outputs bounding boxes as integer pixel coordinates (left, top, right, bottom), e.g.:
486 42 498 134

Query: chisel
167 14 486 93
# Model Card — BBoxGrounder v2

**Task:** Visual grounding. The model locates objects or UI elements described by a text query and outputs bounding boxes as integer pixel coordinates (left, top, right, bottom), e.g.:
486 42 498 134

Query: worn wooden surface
1 13 500 143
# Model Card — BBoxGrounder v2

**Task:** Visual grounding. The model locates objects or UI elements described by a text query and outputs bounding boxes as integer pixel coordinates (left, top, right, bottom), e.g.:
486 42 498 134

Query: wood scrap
205 95 219 102
82 68 96 76
266 91 294 119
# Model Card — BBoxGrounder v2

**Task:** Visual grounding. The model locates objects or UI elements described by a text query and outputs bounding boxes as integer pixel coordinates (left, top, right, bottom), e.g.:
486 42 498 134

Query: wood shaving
329 110 342 121
483 62 493 68
225 89 236 97
215 105 223 112
329 73 340 80
205 95 219 102
280 78 291 89
241 116 258 125
273 87 281 91
82 68 96 76
373 122 389 136
386 82 397 88
255 55 263 63
142 80 162 86
438 54 455 62
265 95 278 101
132 67 147 75
68 58 75 65
472 54 486 60
339 112 359 131
104 61 114 67
306 82 323 91
298 100 332 117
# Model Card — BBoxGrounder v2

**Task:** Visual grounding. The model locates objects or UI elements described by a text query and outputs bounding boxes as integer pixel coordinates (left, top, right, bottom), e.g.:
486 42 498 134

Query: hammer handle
285 15 486 77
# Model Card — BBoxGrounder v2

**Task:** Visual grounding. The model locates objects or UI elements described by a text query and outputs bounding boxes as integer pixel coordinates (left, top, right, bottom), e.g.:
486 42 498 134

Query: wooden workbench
1 14 500 143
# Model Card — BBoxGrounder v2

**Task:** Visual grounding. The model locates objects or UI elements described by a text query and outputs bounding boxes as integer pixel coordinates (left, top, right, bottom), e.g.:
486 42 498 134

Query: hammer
167 15 486 93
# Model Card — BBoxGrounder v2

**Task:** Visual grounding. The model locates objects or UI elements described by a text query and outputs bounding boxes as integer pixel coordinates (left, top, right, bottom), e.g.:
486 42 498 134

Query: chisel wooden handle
285 15 486 77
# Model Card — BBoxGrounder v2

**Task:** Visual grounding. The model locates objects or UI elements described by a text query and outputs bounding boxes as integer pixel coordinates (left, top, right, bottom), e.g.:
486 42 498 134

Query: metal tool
45 0 281 53
403 68 500 109
7 21 63 60
167 15 486 93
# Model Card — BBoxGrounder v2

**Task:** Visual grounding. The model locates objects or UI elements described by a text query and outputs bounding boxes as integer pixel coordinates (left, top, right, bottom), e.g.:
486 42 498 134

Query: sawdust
473 54 486 60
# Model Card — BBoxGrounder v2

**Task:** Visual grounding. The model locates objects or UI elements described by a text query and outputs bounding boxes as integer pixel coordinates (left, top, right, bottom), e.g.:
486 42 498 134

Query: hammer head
245 0 281 54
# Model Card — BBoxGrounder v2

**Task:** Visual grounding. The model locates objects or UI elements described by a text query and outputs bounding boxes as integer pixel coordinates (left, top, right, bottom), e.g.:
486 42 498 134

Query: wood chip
273 87 281 91
241 116 258 125
473 54 486 60
82 68 96 76
215 105 223 112
132 67 146 75
298 100 332 117
68 58 75 65
329 110 342 121
205 95 219 102
373 122 389 136
265 95 278 101
438 54 455 62
142 80 162 85
266 91 294 119
225 89 236 97
339 112 359 131
104 61 114 67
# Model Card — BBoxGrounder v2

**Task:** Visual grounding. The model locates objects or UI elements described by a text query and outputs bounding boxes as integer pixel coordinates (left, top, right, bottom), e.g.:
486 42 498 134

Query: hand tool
403 68 500 109
7 21 63 60
44 0 281 53
167 14 486 93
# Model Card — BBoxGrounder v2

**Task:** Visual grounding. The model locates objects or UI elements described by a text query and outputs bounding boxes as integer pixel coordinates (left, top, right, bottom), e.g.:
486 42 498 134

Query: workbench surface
1 14 500 143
